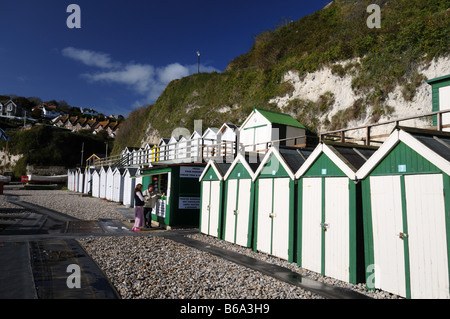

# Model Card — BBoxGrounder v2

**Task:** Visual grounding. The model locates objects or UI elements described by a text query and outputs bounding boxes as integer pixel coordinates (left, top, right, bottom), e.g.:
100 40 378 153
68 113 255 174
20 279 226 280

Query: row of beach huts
69 124 450 299
199 125 450 300
68 75 450 299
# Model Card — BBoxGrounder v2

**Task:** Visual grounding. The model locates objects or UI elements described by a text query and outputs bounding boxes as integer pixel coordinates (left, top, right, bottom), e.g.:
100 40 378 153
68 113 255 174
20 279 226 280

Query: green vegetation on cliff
113 0 449 154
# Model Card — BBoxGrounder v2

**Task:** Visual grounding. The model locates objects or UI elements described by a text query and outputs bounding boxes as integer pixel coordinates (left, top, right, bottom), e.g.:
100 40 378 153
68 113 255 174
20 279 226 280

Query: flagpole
3 140 7 175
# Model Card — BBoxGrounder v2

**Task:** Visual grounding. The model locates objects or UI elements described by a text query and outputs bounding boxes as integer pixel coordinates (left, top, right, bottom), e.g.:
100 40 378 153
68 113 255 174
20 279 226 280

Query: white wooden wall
200 180 221 237
369 174 450 299
224 179 252 247
256 178 290 261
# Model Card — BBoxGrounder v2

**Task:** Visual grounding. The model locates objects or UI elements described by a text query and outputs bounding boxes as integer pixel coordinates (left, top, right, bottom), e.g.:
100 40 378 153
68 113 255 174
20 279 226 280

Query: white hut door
201 181 221 237
272 178 291 260
370 175 406 297
324 177 350 283
224 179 238 244
209 181 221 238
257 178 273 255
236 179 252 247
201 181 211 235
405 174 449 299
301 178 322 274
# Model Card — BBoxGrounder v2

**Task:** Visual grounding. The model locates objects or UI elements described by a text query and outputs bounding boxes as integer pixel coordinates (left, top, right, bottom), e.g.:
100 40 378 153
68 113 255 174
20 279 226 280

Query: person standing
132 184 145 232
143 184 161 228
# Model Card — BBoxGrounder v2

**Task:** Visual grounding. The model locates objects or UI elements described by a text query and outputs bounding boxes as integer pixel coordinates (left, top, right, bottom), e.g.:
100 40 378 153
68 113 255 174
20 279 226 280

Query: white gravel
3 189 124 220
78 235 324 299
2 187 402 299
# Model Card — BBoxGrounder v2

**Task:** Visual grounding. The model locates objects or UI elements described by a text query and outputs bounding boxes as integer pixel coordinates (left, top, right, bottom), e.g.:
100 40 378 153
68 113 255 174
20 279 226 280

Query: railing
92 138 238 168
90 134 315 168
90 108 450 169
320 109 450 145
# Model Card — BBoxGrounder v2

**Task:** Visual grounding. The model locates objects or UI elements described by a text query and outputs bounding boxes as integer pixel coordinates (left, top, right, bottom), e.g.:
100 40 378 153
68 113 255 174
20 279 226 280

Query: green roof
427 74 450 85
255 108 306 129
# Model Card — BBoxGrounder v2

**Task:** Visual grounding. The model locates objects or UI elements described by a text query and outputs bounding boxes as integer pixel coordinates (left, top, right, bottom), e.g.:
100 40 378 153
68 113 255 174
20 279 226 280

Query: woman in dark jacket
132 184 145 231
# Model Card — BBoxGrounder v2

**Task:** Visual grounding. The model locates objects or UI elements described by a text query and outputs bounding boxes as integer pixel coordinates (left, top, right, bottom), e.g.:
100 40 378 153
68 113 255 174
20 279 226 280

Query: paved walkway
0 195 370 299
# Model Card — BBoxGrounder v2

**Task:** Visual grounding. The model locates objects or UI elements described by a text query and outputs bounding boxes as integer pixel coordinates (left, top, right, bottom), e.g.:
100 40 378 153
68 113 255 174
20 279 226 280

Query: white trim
238 109 257 132
294 144 323 179
355 129 450 179
400 130 450 176
323 144 358 180
199 160 224 182
202 127 219 139
223 153 257 181
294 143 360 180
252 147 296 182
355 130 400 180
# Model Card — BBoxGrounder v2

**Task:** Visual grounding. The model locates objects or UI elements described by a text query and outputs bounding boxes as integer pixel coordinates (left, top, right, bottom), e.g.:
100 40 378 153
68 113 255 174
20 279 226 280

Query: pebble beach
2 188 402 299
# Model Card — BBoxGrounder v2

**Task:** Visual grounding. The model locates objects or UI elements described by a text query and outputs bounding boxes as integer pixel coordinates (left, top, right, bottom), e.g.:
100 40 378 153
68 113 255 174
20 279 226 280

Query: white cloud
83 63 155 94
62 47 121 69
62 47 220 107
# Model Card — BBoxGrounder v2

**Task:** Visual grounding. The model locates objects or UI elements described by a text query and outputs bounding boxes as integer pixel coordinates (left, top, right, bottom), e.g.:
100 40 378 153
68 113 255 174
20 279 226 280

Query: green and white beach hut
199 160 231 239
139 164 205 228
252 146 312 262
222 153 260 248
356 126 450 299
295 141 378 284
428 74 450 131
239 108 307 153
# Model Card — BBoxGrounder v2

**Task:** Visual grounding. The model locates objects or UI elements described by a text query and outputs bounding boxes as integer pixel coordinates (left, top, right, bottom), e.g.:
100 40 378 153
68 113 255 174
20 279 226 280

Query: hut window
398 165 406 173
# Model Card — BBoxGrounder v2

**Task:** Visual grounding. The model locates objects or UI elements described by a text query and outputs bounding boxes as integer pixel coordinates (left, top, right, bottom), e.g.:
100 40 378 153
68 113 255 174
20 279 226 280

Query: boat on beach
0 176 12 183
27 174 68 184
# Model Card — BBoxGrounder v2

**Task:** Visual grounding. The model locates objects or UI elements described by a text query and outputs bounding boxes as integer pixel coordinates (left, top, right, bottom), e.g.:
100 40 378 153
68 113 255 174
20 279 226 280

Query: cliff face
112 0 450 154
270 56 450 137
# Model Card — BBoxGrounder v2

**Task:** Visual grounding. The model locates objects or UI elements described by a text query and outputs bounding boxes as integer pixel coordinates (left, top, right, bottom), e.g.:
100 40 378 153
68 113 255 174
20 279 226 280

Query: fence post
366 126 371 146
438 112 443 131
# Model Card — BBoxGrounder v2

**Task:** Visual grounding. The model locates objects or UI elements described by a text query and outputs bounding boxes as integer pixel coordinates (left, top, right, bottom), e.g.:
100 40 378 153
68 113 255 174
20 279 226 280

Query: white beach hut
239 108 306 154
99 166 109 199
106 166 116 201
67 169 75 191
202 128 219 159
91 169 101 198
189 131 202 162
168 136 180 160
113 167 126 203
217 123 240 159
83 168 93 195
158 138 170 162
177 136 188 160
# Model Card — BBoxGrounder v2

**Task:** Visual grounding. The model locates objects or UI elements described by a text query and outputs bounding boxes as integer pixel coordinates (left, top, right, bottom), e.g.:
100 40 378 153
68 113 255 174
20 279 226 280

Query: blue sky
0 0 331 116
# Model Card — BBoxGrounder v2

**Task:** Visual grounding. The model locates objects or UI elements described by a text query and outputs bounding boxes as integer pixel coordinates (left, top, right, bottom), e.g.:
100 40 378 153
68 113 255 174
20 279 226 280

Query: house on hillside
0 99 26 118
93 120 111 134
64 116 79 131
53 115 69 127
32 103 61 119
81 108 99 117
82 119 99 131
106 122 121 138
73 118 89 132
